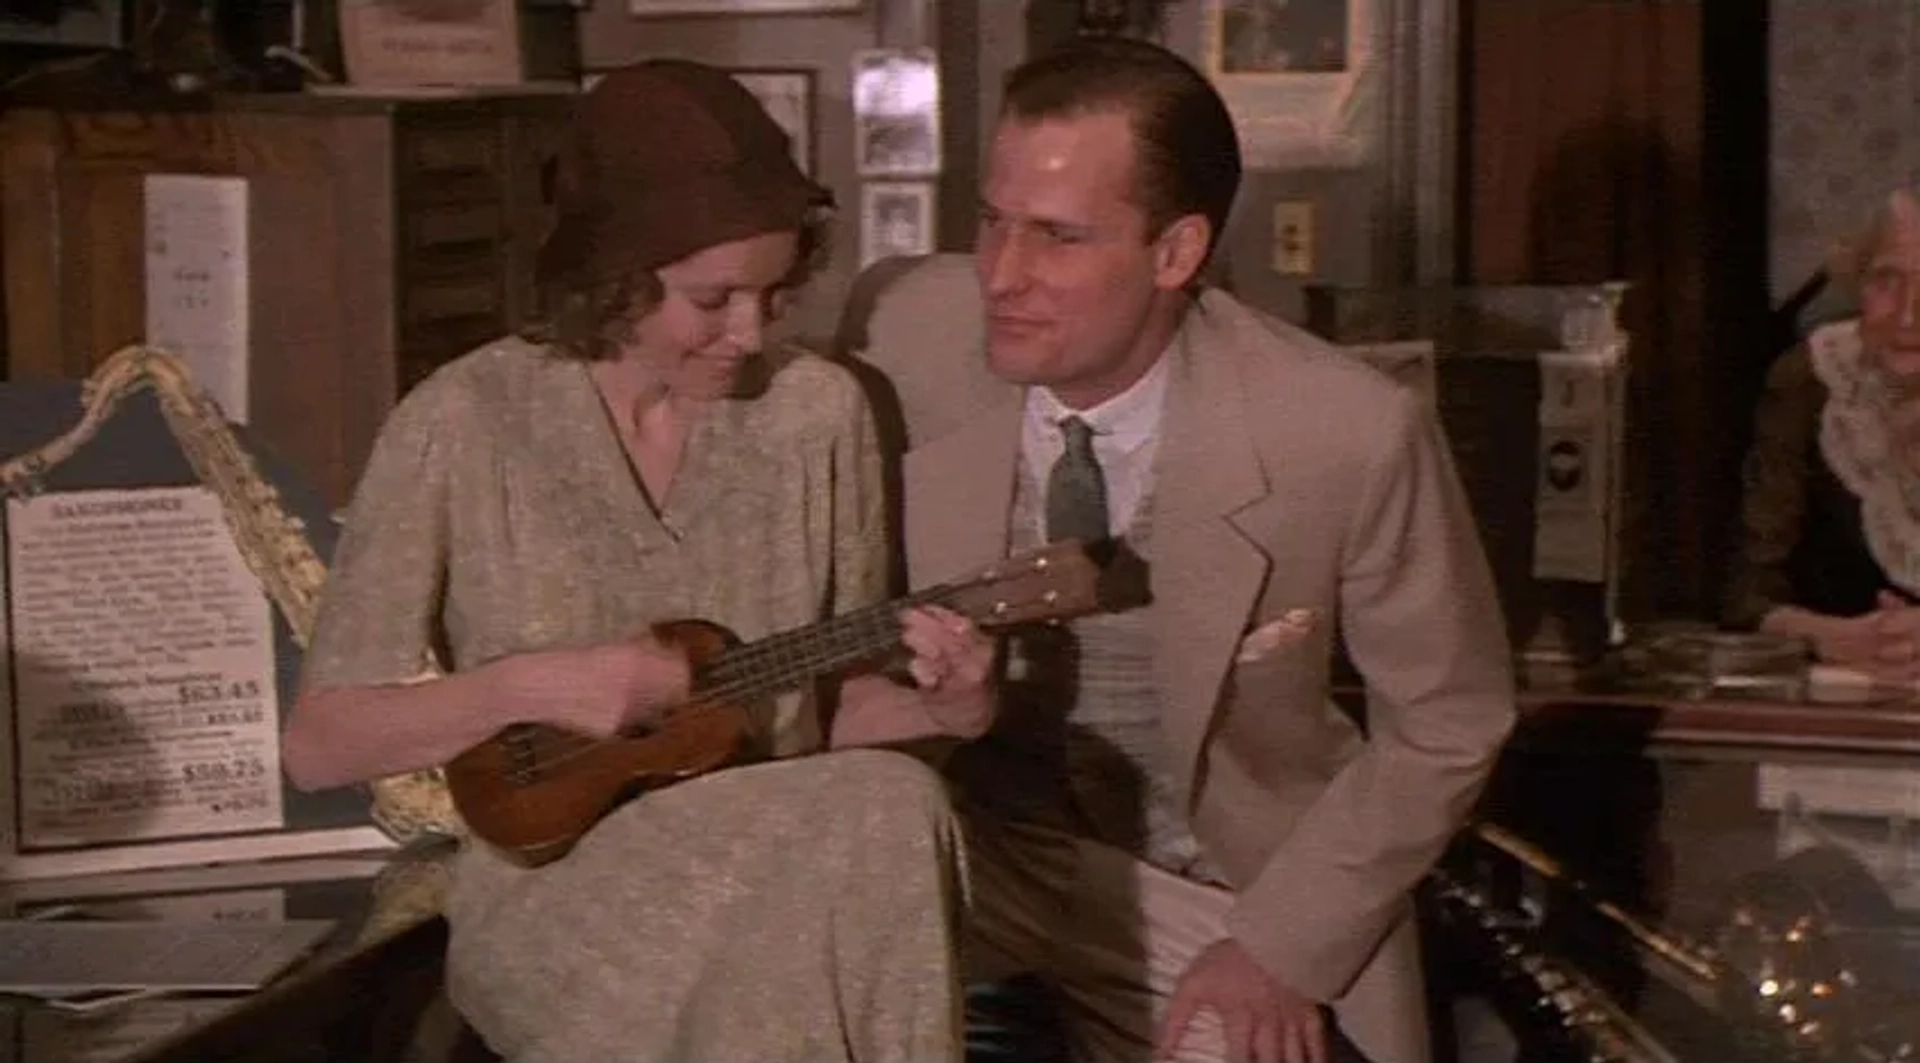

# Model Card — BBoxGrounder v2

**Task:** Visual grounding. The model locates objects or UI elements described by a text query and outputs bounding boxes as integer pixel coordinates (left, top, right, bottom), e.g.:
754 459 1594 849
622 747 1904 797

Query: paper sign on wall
144 175 250 425
337 0 524 88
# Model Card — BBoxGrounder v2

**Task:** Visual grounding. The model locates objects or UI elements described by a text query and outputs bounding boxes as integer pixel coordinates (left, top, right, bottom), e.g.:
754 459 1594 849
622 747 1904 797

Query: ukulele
445 538 1137 867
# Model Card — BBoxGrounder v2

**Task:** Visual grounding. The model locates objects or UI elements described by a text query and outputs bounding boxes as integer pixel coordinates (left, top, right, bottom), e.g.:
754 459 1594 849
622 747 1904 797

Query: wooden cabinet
1 92 573 507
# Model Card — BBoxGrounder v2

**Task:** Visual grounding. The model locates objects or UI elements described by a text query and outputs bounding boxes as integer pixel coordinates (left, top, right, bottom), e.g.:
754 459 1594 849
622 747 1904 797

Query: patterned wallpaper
1770 0 1920 300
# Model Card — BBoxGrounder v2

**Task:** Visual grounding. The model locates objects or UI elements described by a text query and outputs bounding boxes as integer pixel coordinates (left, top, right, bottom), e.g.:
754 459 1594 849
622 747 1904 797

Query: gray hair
1829 186 1920 288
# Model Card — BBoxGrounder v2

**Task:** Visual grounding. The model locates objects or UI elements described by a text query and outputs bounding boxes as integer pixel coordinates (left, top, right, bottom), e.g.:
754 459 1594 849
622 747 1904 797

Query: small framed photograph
340 0 526 88
1201 0 1376 168
730 68 816 177
859 181 935 269
852 48 942 178
1212 0 1351 75
628 0 860 13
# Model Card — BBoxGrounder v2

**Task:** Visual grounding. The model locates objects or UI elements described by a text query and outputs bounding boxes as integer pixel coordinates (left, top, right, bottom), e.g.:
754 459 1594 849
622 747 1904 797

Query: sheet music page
144 174 250 424
4 486 283 848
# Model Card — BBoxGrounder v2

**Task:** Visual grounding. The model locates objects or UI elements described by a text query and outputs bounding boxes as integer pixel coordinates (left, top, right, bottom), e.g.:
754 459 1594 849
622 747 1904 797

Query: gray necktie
1046 416 1110 543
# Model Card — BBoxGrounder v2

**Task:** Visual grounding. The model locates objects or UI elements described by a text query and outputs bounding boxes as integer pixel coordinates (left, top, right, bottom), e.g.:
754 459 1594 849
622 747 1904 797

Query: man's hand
1157 938 1325 1063
829 606 997 749
898 605 997 738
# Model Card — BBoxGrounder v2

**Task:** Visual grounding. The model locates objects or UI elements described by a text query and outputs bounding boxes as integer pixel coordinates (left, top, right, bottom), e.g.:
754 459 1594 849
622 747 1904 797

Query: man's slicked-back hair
1001 35 1242 256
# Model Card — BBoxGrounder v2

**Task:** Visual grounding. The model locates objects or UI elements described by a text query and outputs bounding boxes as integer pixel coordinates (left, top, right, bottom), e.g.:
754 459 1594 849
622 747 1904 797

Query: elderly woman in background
281 60 993 1063
1726 187 1920 680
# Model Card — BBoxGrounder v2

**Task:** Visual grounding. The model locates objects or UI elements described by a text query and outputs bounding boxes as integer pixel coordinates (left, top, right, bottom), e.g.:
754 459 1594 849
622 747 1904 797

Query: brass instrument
1427 872 1675 1063
1 345 325 638
1429 826 1693 1063
0 345 453 850
1434 822 1920 1062
1712 846 1919 1061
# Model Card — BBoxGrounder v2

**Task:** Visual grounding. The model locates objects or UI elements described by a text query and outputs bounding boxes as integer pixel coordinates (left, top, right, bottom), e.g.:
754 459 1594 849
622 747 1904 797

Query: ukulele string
697 584 946 682
504 583 971 777
506 620 917 776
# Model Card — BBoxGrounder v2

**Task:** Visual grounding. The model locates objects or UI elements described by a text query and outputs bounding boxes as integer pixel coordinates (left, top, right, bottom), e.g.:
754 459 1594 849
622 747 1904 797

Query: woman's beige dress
301 338 966 1063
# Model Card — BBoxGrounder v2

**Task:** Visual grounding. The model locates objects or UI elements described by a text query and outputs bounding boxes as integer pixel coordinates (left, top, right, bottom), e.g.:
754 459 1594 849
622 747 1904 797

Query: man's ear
1152 214 1212 291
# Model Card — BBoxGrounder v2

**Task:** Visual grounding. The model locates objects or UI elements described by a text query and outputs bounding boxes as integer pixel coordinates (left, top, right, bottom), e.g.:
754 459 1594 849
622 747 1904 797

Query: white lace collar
1812 318 1920 595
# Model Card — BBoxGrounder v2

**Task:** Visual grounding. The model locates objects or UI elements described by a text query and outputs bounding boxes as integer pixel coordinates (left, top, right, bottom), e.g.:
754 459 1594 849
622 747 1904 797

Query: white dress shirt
1019 355 1171 539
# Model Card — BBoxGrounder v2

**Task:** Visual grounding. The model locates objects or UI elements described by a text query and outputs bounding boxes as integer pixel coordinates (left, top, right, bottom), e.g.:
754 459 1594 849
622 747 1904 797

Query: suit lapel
904 390 1024 587
1150 298 1272 803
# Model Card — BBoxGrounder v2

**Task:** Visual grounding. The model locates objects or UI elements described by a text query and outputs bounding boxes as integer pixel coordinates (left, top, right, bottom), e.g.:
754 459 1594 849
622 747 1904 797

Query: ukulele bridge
503 725 543 785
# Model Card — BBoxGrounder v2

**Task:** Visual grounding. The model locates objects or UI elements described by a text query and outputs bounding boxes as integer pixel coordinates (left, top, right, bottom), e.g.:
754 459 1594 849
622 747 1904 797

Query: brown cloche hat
536 59 832 290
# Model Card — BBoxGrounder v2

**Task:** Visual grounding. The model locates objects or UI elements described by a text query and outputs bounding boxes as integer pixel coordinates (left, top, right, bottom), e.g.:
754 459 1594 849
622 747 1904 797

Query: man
841 37 1515 1063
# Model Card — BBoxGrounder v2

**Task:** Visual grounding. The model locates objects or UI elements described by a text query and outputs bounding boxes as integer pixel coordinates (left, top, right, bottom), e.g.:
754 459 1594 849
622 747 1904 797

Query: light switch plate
1271 200 1315 275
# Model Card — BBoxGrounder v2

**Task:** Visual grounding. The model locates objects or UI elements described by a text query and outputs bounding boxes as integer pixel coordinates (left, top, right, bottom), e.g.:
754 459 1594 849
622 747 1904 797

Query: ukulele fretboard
688 584 963 703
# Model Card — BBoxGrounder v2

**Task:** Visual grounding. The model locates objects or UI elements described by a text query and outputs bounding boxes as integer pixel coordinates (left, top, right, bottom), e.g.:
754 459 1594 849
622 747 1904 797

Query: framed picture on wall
852 48 942 178
730 68 816 177
859 181 935 269
627 0 861 14
1201 0 1378 168
1212 0 1351 74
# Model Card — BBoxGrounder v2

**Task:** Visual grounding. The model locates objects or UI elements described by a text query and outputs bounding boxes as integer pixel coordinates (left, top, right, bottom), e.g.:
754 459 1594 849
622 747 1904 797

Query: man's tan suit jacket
840 254 1516 1063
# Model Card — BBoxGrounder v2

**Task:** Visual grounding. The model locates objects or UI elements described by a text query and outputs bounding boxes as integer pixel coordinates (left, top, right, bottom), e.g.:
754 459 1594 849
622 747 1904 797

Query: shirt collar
1026 350 1173 453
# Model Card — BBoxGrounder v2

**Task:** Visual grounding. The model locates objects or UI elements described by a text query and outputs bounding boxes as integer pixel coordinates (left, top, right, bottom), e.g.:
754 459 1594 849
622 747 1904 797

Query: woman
1726 187 1920 680
282 60 994 1063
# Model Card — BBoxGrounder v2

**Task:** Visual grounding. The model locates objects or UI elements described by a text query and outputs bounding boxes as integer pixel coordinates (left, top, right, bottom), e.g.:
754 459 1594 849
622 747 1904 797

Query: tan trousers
964 819 1377 1063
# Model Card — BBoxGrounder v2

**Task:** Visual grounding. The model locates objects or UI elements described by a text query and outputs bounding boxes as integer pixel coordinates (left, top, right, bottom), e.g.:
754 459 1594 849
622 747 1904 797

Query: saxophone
0 345 453 850
2 345 326 640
